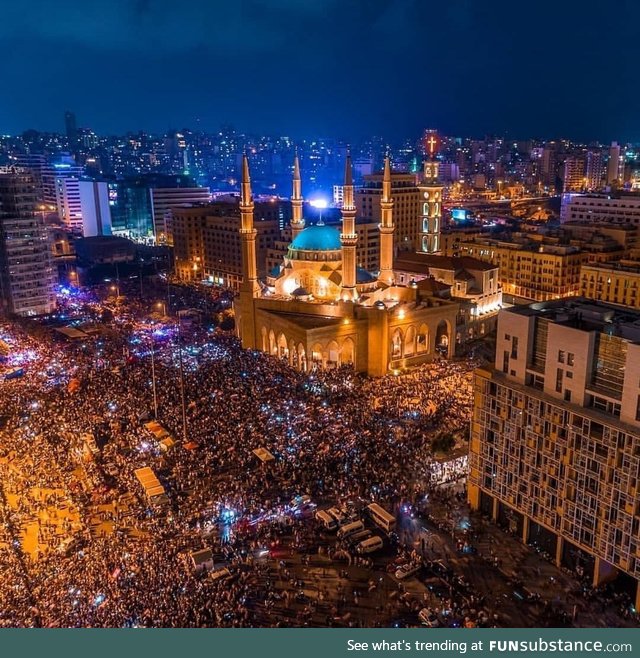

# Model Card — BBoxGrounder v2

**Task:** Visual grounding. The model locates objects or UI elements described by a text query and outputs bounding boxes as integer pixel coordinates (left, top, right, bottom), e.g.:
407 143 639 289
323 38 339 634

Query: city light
309 198 328 209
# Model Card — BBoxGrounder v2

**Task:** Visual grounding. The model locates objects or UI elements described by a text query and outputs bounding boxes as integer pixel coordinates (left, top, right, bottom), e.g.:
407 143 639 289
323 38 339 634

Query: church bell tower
417 132 443 254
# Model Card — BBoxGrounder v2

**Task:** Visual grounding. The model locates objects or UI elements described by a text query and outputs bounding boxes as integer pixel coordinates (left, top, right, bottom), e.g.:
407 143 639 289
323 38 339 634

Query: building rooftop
394 252 497 273
260 310 344 330
509 298 640 343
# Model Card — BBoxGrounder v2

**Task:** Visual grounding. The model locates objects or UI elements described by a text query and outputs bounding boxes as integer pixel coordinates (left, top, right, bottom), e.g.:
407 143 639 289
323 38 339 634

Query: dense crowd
0 288 480 627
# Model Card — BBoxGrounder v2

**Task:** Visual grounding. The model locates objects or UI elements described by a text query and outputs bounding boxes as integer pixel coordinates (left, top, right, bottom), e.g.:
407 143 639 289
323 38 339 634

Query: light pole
139 259 145 299
149 331 158 419
176 317 188 443
115 261 121 298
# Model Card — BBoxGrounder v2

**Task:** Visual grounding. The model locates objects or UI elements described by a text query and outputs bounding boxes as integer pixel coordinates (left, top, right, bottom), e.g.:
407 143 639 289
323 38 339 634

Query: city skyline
1 0 639 141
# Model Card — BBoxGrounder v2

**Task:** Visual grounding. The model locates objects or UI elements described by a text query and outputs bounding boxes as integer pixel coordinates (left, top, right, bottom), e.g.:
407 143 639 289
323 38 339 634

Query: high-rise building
15 153 83 207
563 157 585 193
0 169 57 316
52 178 111 237
109 174 204 241
78 181 112 236
585 150 604 191
64 110 77 144
171 199 282 288
607 142 624 186
469 300 640 609
355 170 420 252
149 186 211 245
541 145 557 187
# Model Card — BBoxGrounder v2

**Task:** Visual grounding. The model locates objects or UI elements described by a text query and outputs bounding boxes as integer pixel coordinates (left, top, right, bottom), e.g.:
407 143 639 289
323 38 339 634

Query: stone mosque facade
234 149 459 377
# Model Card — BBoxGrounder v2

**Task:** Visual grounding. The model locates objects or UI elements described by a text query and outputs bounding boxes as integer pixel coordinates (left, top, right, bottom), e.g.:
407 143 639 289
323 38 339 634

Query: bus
366 503 396 533
356 536 384 554
315 510 338 531
337 520 364 539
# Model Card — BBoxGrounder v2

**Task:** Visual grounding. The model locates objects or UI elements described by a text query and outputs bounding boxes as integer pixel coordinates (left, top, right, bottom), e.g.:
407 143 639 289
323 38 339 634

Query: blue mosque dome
290 224 342 251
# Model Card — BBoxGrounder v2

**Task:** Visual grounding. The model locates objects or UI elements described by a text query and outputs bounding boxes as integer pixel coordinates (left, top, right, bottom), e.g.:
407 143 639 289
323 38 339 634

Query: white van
356 536 384 554
327 507 346 525
315 509 338 531
337 520 364 539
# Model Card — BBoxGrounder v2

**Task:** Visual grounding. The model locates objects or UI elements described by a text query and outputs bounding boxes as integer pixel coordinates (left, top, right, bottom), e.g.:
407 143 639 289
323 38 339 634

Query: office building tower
64 110 77 144
563 157 585 193
356 170 420 252
469 300 640 609
0 169 57 316
149 185 211 245
55 178 112 236
172 198 282 288
608 142 624 186
585 151 604 191
109 174 203 241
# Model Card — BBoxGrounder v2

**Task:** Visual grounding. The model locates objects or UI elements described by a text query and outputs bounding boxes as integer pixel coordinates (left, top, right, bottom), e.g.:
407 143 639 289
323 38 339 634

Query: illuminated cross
427 135 437 155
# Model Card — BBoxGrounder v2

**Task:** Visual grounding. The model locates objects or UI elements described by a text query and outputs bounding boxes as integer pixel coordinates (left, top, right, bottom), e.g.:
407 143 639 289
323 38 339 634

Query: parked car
395 562 422 581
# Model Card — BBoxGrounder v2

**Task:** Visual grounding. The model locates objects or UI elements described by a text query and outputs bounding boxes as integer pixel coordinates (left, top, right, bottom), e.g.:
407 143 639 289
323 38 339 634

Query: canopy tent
54 326 89 341
253 447 275 463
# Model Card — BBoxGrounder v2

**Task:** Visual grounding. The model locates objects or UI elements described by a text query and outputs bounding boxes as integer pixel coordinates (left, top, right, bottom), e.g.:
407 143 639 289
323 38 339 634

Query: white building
561 193 640 226
55 178 112 237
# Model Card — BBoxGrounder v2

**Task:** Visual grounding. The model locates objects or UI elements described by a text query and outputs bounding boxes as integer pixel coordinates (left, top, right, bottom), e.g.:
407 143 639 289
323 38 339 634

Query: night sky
1 0 639 141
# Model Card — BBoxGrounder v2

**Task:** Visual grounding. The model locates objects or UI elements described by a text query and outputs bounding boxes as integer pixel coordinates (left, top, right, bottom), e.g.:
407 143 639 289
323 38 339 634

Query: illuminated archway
341 337 355 366
277 333 289 360
311 342 323 368
327 340 340 368
417 323 429 354
391 328 403 359
298 342 307 372
436 320 451 356
404 325 416 356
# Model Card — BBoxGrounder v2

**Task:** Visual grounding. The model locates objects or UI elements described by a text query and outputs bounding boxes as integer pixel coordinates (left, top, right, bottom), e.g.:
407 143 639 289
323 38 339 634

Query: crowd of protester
0 285 521 628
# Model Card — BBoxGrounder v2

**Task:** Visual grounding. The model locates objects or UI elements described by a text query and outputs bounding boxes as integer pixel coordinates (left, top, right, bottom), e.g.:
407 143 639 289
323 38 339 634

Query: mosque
234 147 459 377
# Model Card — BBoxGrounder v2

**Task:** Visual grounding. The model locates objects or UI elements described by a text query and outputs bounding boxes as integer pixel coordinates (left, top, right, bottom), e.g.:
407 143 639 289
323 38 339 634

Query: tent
253 447 275 463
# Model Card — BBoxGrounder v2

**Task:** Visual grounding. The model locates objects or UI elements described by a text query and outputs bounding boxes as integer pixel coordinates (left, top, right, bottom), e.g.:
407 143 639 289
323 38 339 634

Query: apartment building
469 300 640 608
172 199 281 290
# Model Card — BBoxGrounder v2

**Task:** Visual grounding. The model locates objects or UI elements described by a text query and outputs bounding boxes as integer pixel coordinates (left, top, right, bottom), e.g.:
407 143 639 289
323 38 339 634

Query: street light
176 317 188 443
149 332 158 419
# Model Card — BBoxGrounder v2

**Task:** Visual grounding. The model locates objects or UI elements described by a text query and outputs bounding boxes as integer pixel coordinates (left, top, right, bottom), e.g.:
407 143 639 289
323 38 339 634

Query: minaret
237 153 259 349
417 132 443 254
378 154 395 286
340 150 358 301
290 149 305 239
